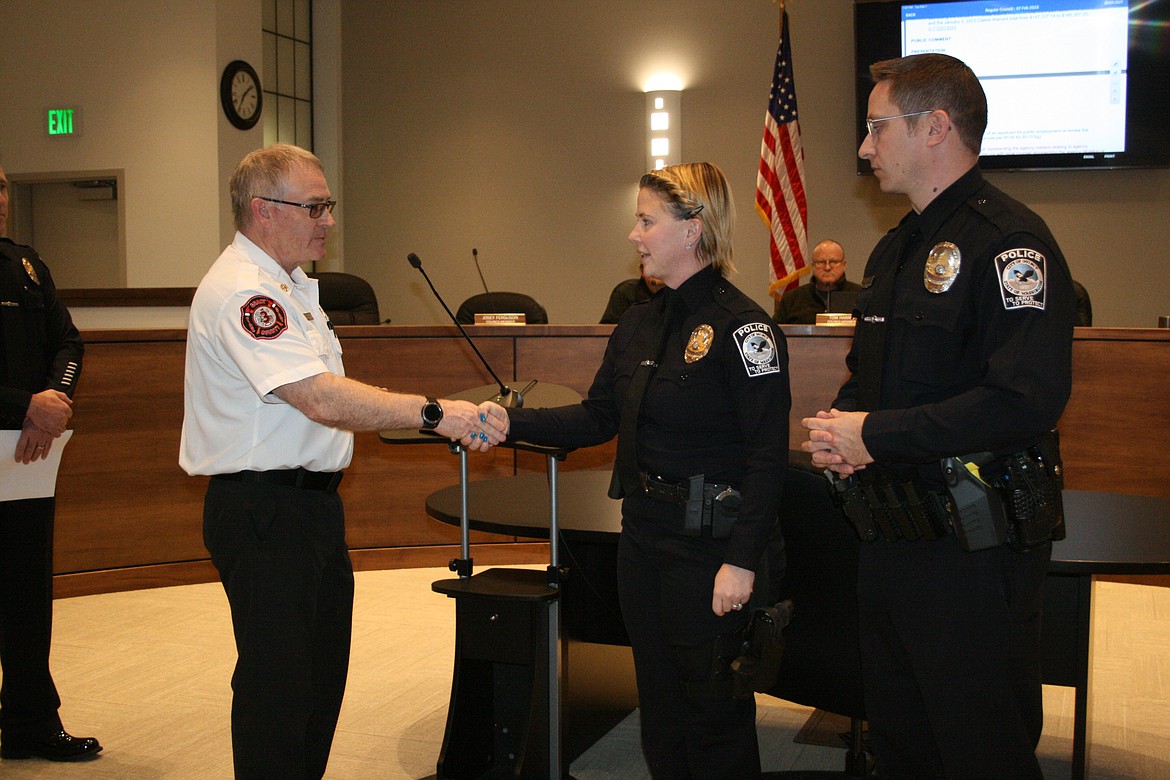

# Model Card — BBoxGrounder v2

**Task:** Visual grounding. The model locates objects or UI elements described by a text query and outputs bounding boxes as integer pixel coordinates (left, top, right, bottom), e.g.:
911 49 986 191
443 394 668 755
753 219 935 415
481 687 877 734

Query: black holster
730 600 794 700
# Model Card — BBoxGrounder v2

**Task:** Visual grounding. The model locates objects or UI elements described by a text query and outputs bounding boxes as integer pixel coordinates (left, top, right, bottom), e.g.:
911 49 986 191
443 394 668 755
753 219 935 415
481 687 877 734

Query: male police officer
803 55 1074 778
180 144 503 778
0 162 100 762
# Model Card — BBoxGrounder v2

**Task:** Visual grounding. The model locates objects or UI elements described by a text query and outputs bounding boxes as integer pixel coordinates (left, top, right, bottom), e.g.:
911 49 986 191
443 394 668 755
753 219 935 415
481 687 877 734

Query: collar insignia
924 242 961 293
685 324 714 363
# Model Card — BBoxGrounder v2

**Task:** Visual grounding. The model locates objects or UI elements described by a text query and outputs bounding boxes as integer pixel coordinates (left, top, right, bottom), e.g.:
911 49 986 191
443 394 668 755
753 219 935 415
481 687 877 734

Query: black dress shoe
1 729 103 761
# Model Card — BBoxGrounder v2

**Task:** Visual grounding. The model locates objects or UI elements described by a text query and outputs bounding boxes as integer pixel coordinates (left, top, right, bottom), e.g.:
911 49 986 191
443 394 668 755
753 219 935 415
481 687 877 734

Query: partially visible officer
802 54 1074 778
0 162 100 762
772 239 861 324
180 143 504 779
483 162 790 779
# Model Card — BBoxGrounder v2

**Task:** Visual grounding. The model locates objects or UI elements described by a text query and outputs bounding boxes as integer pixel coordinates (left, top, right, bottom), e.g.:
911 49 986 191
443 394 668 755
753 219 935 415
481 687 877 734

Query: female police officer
481 162 790 778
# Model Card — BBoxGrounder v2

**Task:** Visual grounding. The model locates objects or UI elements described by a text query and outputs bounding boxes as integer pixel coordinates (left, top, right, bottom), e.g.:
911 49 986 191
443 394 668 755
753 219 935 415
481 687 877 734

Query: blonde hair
638 162 736 275
229 143 324 231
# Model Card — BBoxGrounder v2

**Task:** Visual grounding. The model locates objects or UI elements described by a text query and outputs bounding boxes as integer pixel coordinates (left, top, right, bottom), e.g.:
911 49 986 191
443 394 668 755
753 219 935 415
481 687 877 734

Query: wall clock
220 60 262 130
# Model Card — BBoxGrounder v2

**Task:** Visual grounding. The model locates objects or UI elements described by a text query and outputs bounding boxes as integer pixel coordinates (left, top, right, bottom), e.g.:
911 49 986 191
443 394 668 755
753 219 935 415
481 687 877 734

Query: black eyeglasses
254 196 337 219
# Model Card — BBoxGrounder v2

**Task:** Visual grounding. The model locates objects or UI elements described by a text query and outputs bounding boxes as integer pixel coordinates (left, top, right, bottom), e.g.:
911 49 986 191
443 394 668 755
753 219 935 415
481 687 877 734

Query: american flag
755 9 808 301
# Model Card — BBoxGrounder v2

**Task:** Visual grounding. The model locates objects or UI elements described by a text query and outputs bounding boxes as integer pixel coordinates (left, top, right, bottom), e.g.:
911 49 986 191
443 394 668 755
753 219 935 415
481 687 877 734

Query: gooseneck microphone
472 247 490 294
407 252 524 408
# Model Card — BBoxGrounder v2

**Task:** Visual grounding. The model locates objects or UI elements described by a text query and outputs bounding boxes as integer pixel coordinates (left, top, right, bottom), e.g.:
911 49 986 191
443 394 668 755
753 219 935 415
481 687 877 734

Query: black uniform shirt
0 238 84 429
833 167 1074 486
509 265 791 569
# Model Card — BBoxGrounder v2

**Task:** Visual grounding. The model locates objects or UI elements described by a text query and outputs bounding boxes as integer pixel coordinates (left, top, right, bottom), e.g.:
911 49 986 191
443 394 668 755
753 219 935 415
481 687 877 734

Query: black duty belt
639 472 735 504
213 468 344 493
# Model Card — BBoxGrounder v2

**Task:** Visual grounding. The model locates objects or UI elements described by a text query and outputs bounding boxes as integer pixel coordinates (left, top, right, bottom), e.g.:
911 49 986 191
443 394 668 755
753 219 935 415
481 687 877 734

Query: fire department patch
240 295 288 339
995 248 1046 311
734 322 781 377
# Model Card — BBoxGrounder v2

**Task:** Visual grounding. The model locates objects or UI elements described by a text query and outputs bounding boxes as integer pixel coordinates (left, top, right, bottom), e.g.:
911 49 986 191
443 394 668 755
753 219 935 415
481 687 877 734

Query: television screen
854 0 1170 171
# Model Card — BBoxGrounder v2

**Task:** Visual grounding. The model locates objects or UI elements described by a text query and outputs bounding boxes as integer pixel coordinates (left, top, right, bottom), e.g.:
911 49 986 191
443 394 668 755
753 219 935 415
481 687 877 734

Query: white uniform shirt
179 232 353 475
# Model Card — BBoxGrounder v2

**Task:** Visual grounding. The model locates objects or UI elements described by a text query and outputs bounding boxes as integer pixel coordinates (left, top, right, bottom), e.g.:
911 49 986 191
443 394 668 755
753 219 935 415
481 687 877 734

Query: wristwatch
420 396 444 430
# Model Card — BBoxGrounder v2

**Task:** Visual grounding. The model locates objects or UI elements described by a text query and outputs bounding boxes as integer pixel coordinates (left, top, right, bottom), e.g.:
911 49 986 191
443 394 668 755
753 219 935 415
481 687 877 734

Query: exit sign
47 108 77 136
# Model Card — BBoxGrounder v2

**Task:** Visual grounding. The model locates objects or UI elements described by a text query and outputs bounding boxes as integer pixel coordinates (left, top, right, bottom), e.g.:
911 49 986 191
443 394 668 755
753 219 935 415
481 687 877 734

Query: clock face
232 71 259 120
220 60 263 130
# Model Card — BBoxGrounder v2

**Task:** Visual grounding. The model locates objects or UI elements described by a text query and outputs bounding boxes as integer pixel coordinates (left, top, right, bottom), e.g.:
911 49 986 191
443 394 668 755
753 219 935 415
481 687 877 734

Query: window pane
278 36 294 96
262 0 277 31
296 100 313 148
276 0 294 37
279 95 296 143
294 0 311 41
263 34 277 90
295 41 311 100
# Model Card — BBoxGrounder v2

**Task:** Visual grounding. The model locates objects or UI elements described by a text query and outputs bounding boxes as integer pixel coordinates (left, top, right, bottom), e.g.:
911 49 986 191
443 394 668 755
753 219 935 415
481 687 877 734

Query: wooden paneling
52 325 1170 595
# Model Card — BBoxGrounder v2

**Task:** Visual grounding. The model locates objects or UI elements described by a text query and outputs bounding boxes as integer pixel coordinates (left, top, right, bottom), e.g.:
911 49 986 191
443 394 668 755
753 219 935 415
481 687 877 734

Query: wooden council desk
49 325 1170 596
426 470 1170 779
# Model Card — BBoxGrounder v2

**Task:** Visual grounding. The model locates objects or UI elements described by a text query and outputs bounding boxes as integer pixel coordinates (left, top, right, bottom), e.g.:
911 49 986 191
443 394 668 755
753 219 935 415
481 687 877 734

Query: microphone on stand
407 252 525 408
472 247 490 294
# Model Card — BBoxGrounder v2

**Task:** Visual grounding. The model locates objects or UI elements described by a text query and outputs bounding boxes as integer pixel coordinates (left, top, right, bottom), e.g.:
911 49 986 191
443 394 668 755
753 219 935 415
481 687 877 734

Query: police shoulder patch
994 248 1046 312
240 295 288 339
733 322 781 377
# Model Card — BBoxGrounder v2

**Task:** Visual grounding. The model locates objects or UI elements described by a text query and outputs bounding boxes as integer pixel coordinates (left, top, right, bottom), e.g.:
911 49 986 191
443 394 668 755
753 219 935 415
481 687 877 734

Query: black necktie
609 291 684 499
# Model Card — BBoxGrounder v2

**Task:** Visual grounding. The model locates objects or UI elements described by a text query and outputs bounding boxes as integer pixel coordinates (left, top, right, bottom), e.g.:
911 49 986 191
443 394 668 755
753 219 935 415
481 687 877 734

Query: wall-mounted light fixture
645 89 681 172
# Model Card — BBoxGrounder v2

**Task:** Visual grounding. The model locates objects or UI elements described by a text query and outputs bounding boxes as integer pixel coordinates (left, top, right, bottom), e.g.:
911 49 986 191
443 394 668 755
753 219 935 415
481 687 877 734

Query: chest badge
22 258 40 285
924 241 961 293
685 324 714 363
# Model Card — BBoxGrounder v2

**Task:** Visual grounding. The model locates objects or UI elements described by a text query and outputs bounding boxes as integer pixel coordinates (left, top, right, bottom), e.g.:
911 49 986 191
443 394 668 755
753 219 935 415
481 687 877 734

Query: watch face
221 60 262 130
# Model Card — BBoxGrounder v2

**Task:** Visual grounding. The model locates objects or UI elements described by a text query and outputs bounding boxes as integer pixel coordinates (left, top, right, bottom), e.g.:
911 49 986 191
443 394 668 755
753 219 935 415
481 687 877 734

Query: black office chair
1072 279 1092 326
455 292 548 324
763 462 871 777
306 271 382 325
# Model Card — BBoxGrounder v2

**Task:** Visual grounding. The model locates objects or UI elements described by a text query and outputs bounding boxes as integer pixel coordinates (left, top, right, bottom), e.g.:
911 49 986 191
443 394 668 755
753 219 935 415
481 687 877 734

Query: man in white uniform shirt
180 144 503 779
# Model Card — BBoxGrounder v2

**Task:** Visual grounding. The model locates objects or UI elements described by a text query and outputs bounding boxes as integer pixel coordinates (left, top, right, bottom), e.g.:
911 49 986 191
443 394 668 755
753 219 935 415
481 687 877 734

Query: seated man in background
773 239 862 324
600 262 665 323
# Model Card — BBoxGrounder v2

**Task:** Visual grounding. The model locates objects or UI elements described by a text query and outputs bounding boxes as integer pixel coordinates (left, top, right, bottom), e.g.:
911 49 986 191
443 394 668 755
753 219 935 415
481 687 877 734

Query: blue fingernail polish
480 413 486 422
480 432 488 441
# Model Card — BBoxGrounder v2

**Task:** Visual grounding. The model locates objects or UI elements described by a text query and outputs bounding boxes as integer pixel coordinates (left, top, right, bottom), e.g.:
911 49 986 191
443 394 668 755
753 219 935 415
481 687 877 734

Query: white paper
0 429 73 501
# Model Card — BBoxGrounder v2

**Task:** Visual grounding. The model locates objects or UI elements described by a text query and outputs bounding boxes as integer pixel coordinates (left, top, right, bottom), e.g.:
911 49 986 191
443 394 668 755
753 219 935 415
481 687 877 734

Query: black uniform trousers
203 478 354 780
616 512 759 780
857 534 1049 779
0 497 63 740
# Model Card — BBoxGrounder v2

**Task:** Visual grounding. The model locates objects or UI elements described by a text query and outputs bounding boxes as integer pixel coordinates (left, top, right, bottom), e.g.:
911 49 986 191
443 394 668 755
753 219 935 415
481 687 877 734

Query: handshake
443 400 512 453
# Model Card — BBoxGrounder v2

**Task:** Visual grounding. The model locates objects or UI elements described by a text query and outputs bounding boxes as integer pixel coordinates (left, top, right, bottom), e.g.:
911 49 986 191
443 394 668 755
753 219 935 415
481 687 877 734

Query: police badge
22 258 41 285
924 242 961 293
685 324 714 363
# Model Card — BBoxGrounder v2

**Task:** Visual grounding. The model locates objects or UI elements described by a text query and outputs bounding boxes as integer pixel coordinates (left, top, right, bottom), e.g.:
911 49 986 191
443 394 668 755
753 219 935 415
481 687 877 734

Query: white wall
0 0 263 303
2 1 1168 328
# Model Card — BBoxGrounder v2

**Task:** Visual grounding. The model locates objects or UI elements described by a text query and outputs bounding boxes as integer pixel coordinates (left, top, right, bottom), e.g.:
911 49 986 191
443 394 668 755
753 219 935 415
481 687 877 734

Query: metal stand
430 444 569 779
